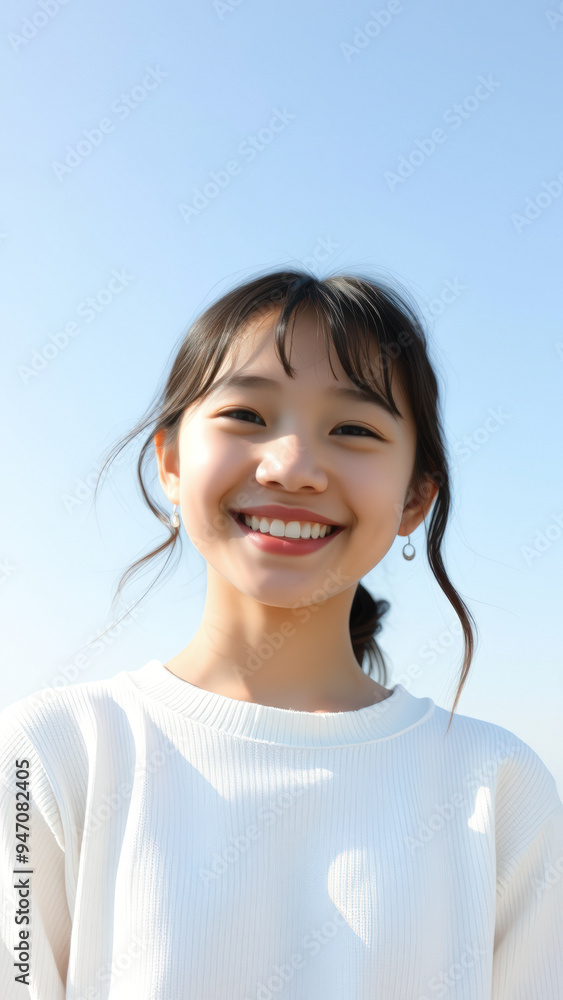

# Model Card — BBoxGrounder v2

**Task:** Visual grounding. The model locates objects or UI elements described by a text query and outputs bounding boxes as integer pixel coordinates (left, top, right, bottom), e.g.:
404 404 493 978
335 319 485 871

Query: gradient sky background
1 1 562 793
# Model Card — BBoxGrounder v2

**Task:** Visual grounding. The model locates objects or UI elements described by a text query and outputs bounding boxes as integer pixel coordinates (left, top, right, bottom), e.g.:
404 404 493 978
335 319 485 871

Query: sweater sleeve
492 737 563 999
0 707 71 999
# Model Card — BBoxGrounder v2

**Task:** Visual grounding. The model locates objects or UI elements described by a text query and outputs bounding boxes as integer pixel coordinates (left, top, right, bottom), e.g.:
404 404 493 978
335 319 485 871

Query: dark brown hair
94 268 478 733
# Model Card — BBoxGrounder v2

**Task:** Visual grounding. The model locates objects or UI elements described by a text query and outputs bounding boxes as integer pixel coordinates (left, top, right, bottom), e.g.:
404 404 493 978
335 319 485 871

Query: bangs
254 276 408 422
179 270 428 428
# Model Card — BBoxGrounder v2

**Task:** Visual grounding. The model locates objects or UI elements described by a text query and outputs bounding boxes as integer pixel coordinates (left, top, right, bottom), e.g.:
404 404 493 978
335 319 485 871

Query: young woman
1 270 561 998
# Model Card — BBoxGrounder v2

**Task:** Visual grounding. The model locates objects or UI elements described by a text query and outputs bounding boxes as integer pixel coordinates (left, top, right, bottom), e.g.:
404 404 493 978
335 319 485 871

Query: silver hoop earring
402 534 415 560
170 504 180 529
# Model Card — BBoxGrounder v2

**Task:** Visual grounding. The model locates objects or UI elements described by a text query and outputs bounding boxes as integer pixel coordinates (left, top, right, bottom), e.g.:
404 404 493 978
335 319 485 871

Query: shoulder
0 668 133 738
0 669 135 803
428 698 561 839
428 694 554 769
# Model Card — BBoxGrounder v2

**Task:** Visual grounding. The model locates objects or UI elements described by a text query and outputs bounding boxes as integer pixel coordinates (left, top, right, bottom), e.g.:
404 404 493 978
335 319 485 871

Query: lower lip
229 513 345 556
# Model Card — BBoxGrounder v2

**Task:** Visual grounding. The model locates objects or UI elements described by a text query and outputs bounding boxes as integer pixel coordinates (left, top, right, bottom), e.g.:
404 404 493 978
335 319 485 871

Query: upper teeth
241 515 335 539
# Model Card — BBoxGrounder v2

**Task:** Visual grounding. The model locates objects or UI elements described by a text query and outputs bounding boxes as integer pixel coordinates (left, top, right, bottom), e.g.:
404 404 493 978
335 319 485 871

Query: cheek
350 453 404 499
179 430 249 517
350 456 410 528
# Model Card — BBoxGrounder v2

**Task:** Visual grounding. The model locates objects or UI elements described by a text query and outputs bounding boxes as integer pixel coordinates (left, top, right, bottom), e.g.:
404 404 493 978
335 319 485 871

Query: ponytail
350 583 391 685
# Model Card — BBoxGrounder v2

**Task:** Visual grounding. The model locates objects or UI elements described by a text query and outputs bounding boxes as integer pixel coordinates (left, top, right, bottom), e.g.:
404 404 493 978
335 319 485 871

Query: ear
154 429 181 505
397 473 440 537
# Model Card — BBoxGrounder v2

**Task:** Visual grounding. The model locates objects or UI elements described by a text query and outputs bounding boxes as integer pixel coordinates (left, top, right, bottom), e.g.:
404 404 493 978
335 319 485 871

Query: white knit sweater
1 659 562 999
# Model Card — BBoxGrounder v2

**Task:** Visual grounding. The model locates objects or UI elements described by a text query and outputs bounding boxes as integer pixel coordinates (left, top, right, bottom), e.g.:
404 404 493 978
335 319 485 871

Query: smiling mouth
231 511 344 539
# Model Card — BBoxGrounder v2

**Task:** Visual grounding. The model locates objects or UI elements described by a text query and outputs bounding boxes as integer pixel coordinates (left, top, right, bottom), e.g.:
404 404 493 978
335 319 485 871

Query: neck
165 573 391 713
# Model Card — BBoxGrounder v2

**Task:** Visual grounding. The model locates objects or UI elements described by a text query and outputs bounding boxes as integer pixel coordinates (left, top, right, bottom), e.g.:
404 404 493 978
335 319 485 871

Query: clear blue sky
1 0 562 791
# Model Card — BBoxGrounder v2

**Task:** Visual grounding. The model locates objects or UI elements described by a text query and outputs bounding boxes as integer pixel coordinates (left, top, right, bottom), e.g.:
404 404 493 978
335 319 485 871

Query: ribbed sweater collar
125 659 435 747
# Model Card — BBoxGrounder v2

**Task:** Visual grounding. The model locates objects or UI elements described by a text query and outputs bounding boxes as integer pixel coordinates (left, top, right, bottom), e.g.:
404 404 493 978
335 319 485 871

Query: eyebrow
206 373 402 420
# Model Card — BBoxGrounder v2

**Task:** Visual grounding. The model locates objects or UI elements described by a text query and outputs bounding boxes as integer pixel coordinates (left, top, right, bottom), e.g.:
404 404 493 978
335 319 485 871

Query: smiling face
155 304 436 612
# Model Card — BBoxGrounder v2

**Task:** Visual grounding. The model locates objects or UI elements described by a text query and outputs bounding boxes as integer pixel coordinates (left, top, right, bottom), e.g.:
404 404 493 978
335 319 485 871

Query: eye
332 424 380 439
219 409 382 439
220 408 263 425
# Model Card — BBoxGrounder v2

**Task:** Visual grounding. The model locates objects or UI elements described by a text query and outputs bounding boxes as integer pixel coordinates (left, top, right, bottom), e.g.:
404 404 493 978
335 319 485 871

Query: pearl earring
402 534 415 560
170 504 180 529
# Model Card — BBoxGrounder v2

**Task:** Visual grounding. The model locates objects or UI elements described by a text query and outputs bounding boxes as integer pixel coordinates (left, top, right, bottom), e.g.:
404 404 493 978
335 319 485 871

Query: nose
254 433 329 492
